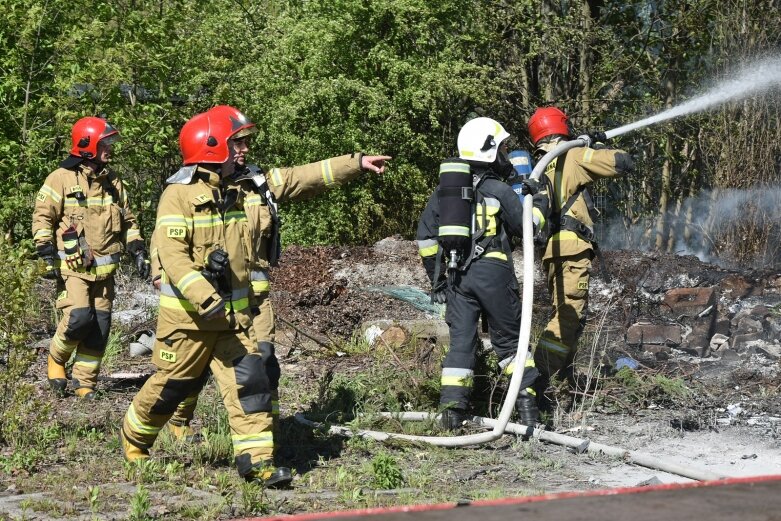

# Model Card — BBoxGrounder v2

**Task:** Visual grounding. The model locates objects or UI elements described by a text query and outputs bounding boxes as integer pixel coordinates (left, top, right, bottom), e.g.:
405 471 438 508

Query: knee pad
234 353 272 414
258 342 280 391
83 310 112 351
150 378 202 415
519 366 540 391
65 307 95 341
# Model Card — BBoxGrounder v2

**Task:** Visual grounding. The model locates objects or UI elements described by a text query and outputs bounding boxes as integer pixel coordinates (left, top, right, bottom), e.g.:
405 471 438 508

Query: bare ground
1 238 780 519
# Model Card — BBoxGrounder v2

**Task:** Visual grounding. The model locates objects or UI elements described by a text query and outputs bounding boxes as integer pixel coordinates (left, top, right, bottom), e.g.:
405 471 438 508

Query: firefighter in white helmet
416 117 548 429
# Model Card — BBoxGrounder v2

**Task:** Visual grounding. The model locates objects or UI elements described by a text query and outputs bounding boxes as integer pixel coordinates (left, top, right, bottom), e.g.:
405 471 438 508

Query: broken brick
626 323 682 346
730 332 765 352
661 287 717 316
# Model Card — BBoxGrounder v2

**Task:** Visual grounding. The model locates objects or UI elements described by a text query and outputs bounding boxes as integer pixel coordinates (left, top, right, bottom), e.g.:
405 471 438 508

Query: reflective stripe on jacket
154 167 255 337
32 164 142 280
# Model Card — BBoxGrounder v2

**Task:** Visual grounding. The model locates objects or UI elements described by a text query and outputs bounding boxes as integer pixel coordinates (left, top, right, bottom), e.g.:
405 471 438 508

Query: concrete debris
709 333 729 351
129 331 154 357
726 403 744 417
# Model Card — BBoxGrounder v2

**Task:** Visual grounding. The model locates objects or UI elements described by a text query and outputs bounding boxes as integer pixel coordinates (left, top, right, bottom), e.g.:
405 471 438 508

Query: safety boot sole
258 467 293 489
245 464 293 489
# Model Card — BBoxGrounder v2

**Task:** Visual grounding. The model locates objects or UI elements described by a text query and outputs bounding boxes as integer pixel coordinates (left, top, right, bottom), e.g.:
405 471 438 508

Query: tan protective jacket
32 163 142 280
539 141 626 260
243 154 363 295
155 166 261 338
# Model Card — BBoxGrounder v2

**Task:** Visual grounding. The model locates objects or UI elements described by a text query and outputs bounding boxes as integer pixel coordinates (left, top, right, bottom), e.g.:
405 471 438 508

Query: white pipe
295 412 726 482
294 142 576 447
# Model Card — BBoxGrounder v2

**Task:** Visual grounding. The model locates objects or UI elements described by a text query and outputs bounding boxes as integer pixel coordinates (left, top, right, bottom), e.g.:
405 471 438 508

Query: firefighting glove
134 251 151 280
36 243 60 280
430 279 448 305
126 240 151 280
62 225 83 270
201 249 230 298
521 178 541 196
588 130 608 144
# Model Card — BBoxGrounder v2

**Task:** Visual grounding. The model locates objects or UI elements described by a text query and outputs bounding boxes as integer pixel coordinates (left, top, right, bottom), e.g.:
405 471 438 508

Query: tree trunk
579 0 592 115
654 78 675 250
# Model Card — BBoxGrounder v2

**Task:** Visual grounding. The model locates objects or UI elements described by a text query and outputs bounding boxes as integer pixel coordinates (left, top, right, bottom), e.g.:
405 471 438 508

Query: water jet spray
532 55 781 181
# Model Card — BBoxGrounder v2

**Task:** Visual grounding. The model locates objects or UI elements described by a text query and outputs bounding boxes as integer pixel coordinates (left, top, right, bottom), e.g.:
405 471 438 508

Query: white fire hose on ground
294 137 727 481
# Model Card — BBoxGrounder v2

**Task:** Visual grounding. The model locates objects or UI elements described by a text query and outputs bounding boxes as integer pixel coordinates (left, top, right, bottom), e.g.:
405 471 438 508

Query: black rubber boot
515 390 540 426
440 408 470 431
534 375 553 415
246 464 293 489
264 467 293 489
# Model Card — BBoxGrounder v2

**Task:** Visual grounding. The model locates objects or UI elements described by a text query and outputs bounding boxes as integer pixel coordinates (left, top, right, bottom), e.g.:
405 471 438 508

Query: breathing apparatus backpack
434 158 475 285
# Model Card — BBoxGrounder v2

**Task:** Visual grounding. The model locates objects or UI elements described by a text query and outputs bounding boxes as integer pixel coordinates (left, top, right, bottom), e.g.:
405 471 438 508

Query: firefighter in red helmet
123 107 390 488
32 116 149 400
527 107 633 418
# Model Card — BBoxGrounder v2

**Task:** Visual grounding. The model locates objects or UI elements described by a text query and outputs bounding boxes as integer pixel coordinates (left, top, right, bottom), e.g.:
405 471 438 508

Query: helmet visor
232 126 257 140
101 133 120 146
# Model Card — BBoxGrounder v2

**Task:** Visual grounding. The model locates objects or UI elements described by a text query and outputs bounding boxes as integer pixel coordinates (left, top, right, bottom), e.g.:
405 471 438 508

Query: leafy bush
0 242 47 447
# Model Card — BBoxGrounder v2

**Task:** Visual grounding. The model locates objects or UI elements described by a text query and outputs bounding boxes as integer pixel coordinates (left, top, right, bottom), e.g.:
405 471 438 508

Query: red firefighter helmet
207 105 256 140
180 111 244 165
70 117 119 158
527 107 570 145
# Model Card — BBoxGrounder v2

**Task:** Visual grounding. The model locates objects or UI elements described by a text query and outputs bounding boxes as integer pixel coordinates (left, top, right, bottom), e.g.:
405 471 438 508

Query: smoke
605 56 781 139
598 186 781 269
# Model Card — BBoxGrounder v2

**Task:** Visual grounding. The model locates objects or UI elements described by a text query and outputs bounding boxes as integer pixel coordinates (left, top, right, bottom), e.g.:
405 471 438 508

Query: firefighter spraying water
296 55 781 459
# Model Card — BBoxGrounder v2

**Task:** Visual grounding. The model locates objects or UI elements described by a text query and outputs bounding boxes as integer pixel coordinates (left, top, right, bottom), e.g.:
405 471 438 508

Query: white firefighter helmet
457 117 511 164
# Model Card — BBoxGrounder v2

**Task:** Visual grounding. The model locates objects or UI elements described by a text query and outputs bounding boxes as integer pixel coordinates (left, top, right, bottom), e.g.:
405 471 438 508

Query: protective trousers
50 275 113 390
440 260 537 411
122 327 275 470
534 251 592 379
167 292 280 430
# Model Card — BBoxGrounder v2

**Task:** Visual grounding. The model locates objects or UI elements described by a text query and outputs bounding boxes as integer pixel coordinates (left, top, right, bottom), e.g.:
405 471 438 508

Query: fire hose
294 136 728 482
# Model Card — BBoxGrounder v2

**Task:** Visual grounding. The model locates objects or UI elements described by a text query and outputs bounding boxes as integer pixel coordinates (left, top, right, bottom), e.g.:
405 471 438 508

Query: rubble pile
268 240 781 376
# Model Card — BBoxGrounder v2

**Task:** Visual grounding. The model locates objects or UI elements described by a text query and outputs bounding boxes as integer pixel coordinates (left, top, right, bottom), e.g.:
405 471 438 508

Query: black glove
430 279 448 305
36 243 61 280
588 130 607 144
521 178 541 196
127 240 150 280
533 225 549 248
134 251 151 280
202 249 230 297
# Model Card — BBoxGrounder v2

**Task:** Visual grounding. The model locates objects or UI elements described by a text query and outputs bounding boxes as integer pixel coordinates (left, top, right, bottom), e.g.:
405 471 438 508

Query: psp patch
159 349 177 363
577 281 589 290
167 226 186 238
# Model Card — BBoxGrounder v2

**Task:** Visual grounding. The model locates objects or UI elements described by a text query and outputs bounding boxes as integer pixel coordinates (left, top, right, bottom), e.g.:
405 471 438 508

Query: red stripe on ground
240 474 781 521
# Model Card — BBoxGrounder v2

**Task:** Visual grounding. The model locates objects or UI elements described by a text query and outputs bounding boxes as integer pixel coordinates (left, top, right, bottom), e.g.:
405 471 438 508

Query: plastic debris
615 356 640 370
361 285 445 316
